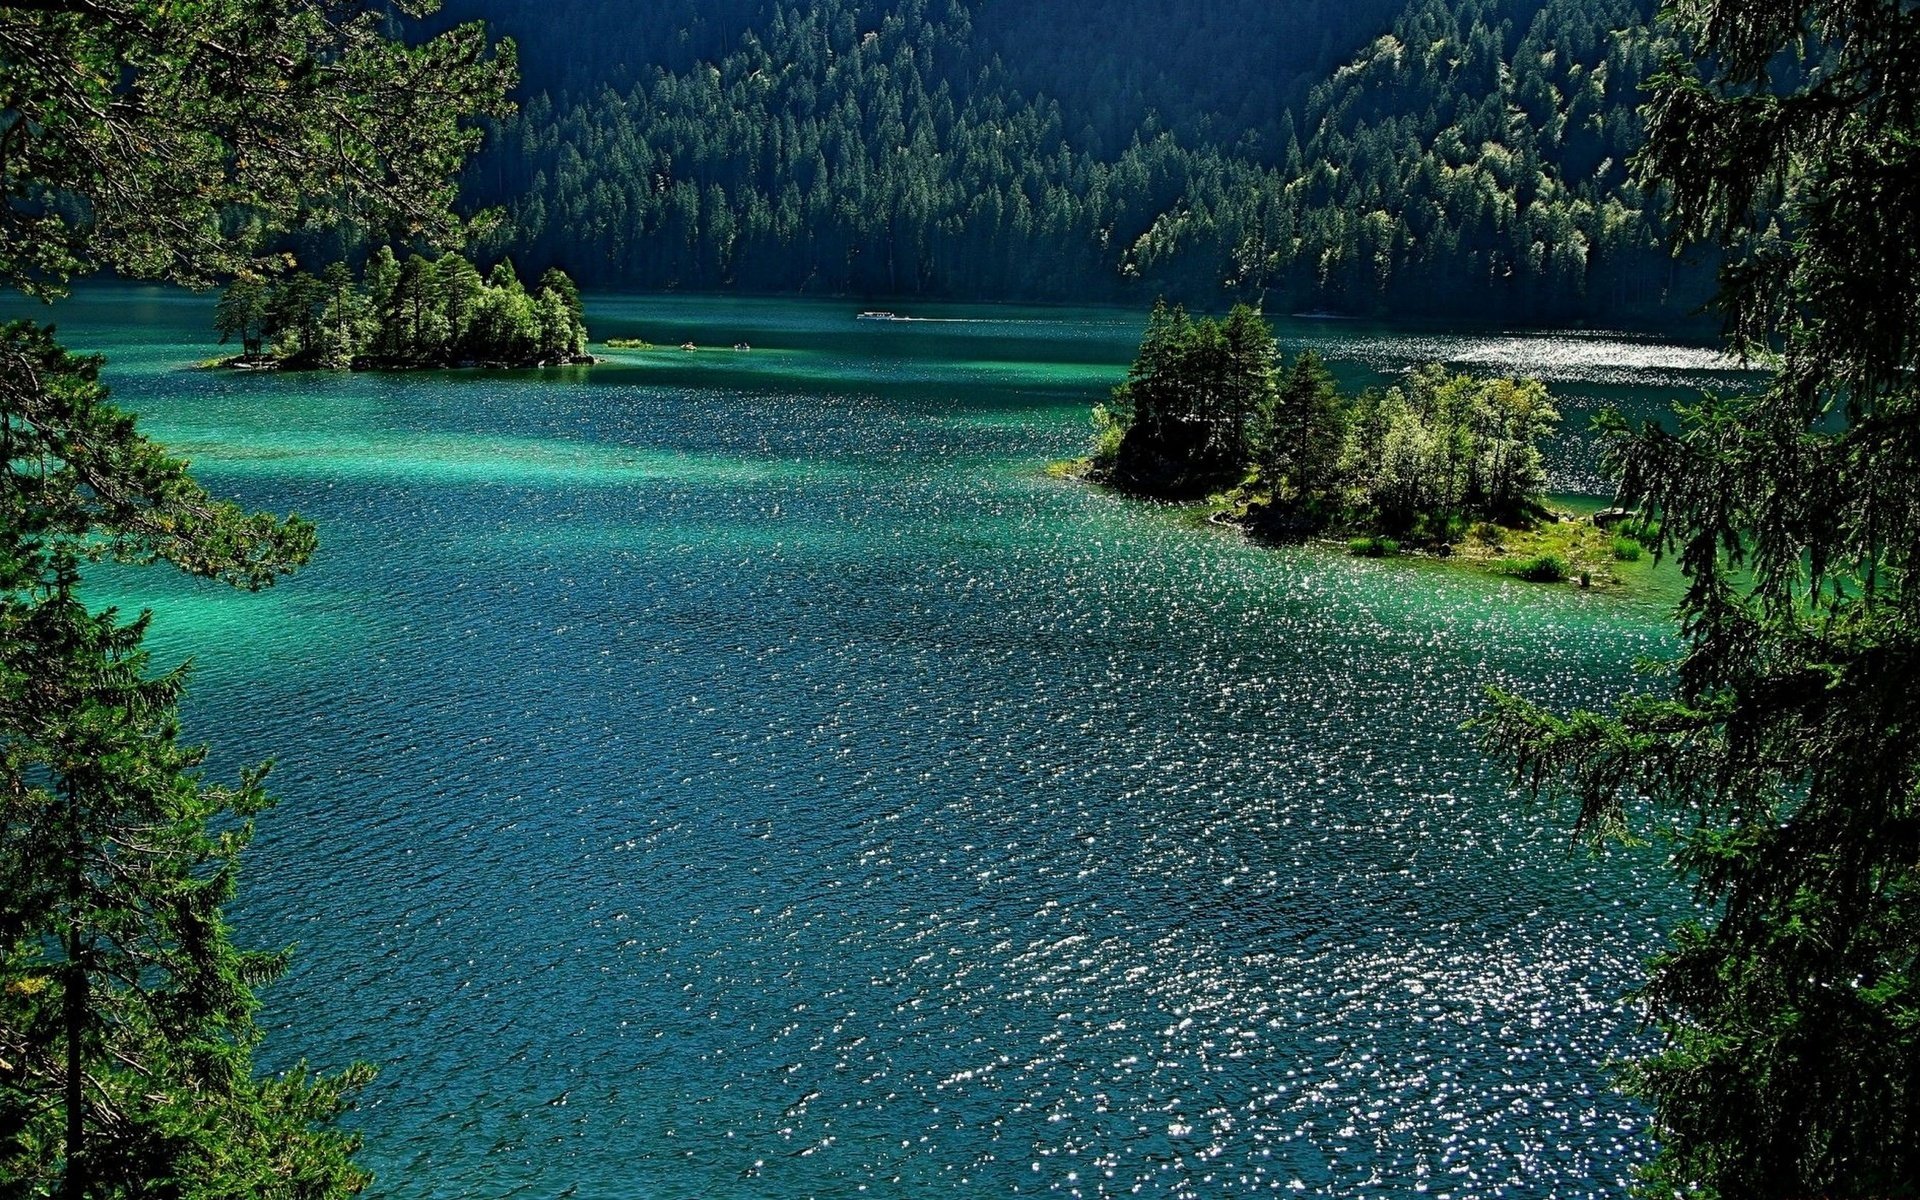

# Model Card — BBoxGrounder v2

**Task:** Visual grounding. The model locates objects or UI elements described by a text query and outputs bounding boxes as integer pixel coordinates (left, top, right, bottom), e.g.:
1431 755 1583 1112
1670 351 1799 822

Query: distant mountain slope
1130 0 1682 314
971 0 1412 158
443 0 1407 155
447 0 1706 320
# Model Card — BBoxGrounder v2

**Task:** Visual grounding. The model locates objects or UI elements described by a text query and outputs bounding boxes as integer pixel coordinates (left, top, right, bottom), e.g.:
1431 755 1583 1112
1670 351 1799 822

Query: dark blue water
32 288 1735 1198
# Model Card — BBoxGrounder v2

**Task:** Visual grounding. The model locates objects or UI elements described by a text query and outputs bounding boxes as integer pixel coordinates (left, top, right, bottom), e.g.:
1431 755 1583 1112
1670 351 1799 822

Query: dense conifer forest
443 0 1705 319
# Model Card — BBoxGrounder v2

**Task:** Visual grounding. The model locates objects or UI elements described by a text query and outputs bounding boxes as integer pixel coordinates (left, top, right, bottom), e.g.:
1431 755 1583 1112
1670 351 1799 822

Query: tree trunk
62 784 85 1200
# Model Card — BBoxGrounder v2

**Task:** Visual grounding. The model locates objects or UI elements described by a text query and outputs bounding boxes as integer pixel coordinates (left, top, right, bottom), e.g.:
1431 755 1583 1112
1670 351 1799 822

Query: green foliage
1262 351 1348 510
1103 301 1276 493
1494 552 1568 581
1099 304 1561 540
1477 0 1920 1188
1088 402 1128 472
460 0 1704 318
459 0 1407 159
0 561 375 1198
216 254 589 369
1616 513 1661 548
1348 535 1401 557
213 275 274 359
0 0 515 295
0 324 352 1196
0 325 316 590
1 1 514 1194
1610 536 1642 562
1350 366 1559 533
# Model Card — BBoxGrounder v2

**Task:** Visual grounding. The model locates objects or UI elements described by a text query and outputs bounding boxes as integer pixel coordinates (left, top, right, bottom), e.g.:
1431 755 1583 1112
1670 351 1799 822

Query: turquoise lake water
27 287 1748 1197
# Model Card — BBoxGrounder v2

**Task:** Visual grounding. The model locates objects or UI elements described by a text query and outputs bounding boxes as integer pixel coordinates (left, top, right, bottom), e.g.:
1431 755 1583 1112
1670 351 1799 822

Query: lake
31 287 1744 1198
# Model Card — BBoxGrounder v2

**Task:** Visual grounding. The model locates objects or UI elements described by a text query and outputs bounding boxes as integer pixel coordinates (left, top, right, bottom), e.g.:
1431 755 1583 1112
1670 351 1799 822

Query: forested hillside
447 0 1704 319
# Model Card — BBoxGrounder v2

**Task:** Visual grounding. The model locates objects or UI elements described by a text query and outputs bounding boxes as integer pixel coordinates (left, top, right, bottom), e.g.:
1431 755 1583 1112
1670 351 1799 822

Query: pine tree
268 271 329 365
364 246 405 363
0 0 514 1192
215 253 588 370
1219 305 1278 466
1 554 373 1198
319 263 369 369
0 326 328 1195
1262 350 1346 513
391 255 452 364
212 275 273 359
437 255 487 358
1478 0 1920 1189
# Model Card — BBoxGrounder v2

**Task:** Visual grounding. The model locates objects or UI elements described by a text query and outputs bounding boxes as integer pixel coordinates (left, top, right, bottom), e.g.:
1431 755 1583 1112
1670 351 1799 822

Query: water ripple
35 288 1749 1199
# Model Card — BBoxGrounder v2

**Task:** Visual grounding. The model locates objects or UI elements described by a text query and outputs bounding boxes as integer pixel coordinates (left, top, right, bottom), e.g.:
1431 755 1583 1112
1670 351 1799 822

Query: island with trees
1080 301 1626 584
211 250 592 370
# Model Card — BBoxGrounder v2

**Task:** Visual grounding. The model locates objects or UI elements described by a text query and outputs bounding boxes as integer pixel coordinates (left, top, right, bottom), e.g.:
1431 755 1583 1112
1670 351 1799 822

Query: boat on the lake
856 310 901 321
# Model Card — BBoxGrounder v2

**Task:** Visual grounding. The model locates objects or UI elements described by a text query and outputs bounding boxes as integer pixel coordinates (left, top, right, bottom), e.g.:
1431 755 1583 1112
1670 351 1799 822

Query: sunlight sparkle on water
17 287 1748 1198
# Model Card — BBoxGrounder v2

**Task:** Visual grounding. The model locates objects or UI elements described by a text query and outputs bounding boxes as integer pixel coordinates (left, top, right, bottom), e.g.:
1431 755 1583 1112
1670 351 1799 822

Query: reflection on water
25 287 1754 1198
1304 327 1737 388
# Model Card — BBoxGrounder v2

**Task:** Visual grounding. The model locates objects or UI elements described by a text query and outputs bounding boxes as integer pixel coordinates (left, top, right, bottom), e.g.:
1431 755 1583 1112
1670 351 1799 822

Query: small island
1070 302 1643 585
209 250 592 371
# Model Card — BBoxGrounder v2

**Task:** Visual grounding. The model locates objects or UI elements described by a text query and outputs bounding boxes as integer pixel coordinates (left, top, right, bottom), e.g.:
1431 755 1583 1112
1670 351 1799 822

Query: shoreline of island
1050 453 1644 589
201 251 592 374
1055 301 1655 591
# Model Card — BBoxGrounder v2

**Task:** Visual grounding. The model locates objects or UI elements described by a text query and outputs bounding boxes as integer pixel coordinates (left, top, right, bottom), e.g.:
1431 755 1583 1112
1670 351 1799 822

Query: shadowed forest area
429 0 1708 320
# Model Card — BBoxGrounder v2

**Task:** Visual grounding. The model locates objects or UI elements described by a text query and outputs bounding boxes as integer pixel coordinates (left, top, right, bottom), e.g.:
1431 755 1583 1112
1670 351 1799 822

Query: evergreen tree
0 326 325 1196
1219 305 1278 466
211 254 588 369
1104 302 1270 493
0 0 514 1193
1 551 371 1198
456 0 1701 318
437 254 487 357
1478 0 1920 1189
212 275 273 359
0 0 513 293
318 263 370 369
268 271 329 365
363 246 405 362
1113 299 1184 450
1262 351 1346 513
1098 303 1559 539
391 255 452 364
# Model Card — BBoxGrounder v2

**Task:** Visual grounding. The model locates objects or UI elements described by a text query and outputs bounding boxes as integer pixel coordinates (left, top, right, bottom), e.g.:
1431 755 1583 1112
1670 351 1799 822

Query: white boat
856 310 899 321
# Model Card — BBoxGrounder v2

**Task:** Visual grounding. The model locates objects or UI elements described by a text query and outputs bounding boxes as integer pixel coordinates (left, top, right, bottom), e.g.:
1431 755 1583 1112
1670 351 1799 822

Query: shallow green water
23 287 1745 1198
